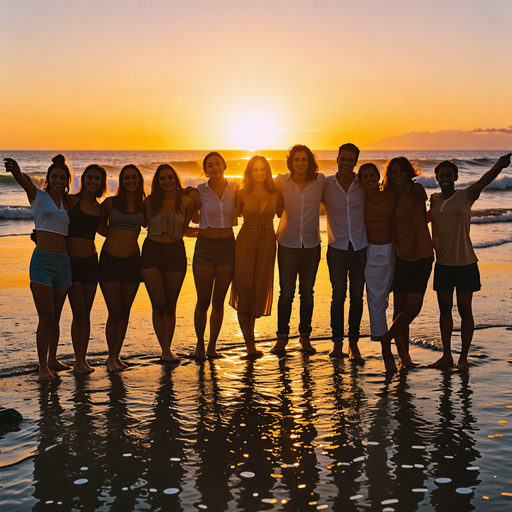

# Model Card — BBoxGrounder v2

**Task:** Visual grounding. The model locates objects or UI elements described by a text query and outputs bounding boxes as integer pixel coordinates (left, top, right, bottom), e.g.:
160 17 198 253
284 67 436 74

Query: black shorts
98 250 141 284
434 262 481 294
70 253 99 285
193 235 235 268
393 255 434 295
141 238 187 274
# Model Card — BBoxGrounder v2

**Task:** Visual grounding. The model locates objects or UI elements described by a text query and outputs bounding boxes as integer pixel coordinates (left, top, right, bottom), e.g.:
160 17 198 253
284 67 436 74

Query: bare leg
193 264 215 360
380 339 397 371
238 311 260 356
455 292 474 371
30 282 68 381
428 291 455 368
207 265 234 357
348 339 364 363
162 270 186 360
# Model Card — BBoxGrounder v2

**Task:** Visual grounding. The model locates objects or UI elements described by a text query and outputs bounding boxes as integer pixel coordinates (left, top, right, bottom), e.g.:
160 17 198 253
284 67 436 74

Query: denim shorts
70 253 99 285
193 235 235 268
98 250 142 284
434 262 481 293
29 248 72 291
141 238 187 274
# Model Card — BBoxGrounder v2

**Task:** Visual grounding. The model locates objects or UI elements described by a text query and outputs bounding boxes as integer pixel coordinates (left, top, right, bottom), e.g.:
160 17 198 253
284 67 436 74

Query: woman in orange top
379 157 433 369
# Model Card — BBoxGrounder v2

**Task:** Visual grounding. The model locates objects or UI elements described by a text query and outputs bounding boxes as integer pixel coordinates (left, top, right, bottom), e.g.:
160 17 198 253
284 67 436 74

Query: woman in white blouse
189 152 239 359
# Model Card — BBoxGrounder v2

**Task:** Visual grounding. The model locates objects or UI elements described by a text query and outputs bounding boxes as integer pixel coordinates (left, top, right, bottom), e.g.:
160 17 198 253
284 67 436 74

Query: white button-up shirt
323 173 367 251
197 180 238 229
275 172 326 249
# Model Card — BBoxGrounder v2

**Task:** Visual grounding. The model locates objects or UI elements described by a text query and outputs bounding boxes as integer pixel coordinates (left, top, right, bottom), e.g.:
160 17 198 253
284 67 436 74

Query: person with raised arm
428 153 511 371
229 156 283 358
4 155 72 381
271 145 326 354
379 157 433 369
99 164 146 372
188 152 239 360
359 162 397 370
66 164 108 374
141 164 196 362
322 143 368 362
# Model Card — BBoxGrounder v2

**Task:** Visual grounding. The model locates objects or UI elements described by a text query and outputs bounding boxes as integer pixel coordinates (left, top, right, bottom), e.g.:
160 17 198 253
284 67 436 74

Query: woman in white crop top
141 164 196 362
188 152 239 360
4 155 72 382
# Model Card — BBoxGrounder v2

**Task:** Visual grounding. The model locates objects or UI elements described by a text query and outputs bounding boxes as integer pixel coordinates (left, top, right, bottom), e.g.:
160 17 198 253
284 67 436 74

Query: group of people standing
4 146 510 381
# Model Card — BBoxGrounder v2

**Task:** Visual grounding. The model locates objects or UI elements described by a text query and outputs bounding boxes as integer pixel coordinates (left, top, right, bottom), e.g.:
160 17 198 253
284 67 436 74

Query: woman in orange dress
229 156 283 358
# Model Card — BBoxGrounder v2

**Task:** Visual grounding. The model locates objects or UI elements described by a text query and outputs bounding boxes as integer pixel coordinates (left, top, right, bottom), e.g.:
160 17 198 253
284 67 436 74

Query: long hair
77 164 108 199
148 164 185 218
202 151 227 177
382 157 419 191
358 162 381 182
242 156 276 193
114 164 147 213
286 144 319 181
44 154 72 196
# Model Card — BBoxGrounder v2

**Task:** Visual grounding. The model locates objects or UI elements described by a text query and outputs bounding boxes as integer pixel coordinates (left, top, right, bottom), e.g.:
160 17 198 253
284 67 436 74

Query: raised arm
4 158 37 202
468 153 511 201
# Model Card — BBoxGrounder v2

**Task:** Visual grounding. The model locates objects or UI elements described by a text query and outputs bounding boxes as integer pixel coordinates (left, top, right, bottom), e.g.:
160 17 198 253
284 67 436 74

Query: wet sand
1 234 512 511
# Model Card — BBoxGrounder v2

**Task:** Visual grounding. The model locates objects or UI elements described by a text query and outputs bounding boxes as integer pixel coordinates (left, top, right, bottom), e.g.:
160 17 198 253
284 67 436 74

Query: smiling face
436 167 457 193
83 169 103 195
158 168 177 192
390 162 408 189
337 150 357 177
252 159 268 183
204 155 226 178
122 169 140 192
292 150 309 176
360 167 380 191
48 167 68 193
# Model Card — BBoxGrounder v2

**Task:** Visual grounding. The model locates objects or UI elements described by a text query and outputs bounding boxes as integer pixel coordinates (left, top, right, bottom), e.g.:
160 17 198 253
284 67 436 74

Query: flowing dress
229 192 278 318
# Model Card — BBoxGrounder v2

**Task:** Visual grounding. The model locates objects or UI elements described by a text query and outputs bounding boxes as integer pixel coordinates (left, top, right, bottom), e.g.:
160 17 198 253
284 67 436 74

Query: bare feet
348 340 365 364
299 336 316 355
117 358 128 369
105 357 123 373
73 362 94 374
398 358 418 370
381 342 397 371
207 349 223 359
161 351 180 363
270 338 288 354
427 355 454 368
38 365 57 382
242 350 264 360
329 341 346 358
456 357 469 371
194 344 207 360
48 358 70 371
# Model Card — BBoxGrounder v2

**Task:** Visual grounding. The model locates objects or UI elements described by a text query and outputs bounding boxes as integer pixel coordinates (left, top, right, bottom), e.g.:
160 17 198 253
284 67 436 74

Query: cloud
279 128 326 132
472 126 512 134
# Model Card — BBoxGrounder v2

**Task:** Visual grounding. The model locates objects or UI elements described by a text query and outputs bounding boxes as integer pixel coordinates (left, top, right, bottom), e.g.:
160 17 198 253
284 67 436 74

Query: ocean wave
471 210 512 223
0 205 32 220
417 173 512 190
474 236 512 248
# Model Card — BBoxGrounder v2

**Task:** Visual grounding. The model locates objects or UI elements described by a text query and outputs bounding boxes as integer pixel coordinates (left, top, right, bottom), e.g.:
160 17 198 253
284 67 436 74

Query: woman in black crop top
99 165 146 373
66 164 108 374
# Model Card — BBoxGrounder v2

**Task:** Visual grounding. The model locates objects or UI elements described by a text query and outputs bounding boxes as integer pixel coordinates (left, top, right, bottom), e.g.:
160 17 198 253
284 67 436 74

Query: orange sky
1 0 511 150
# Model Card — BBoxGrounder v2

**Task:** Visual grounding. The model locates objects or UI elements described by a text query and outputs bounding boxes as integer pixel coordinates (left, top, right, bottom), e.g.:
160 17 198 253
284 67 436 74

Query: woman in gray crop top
99 164 147 373
66 164 108 374
188 152 239 360
141 164 197 362
4 155 72 382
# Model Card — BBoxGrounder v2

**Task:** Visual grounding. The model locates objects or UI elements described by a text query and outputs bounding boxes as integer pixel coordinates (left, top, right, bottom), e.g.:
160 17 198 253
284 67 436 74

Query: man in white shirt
323 143 368 361
272 145 326 354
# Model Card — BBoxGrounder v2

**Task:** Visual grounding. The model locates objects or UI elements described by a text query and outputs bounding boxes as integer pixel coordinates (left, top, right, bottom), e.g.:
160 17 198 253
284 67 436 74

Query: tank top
147 209 185 238
68 200 101 240
31 188 69 236
197 181 237 229
109 208 144 233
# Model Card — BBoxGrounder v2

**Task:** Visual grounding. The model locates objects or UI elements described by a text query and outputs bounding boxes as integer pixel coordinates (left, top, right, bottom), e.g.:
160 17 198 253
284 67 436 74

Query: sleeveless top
197 181 237 229
68 200 101 240
147 209 186 238
31 188 69 236
109 208 144 233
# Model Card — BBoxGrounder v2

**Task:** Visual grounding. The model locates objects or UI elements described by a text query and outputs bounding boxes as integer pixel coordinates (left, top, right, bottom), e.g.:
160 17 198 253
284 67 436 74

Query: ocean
0 149 511 511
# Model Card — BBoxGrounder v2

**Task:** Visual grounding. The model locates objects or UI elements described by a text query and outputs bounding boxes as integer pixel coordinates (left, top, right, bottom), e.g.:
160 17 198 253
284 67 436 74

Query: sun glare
225 110 278 150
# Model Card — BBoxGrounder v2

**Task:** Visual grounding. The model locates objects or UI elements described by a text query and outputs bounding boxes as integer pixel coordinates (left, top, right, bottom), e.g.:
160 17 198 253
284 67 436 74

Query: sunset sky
1 0 511 150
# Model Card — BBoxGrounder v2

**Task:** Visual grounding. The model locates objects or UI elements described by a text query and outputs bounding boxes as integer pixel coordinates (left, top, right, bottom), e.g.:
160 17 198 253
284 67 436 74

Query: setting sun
225 109 279 150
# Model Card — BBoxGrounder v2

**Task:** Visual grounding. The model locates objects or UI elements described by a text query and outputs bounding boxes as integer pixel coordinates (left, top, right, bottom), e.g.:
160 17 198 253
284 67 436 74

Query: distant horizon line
1 148 510 152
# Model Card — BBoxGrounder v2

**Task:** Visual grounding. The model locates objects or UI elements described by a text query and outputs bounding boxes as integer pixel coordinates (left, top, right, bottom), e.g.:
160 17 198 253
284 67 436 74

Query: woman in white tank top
4 155 72 382
188 152 239 359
